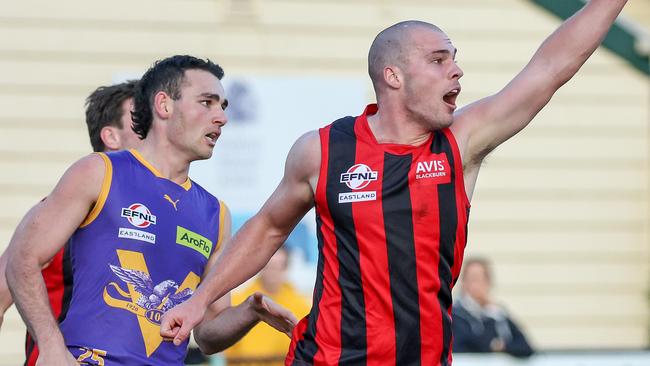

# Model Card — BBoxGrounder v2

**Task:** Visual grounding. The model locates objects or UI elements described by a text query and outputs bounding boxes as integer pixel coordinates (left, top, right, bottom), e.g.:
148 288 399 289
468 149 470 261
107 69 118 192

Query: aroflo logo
176 226 213 259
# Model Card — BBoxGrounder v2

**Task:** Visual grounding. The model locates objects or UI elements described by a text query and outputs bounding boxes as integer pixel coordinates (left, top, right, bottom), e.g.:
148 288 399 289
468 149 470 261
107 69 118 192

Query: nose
450 62 464 80
214 106 228 126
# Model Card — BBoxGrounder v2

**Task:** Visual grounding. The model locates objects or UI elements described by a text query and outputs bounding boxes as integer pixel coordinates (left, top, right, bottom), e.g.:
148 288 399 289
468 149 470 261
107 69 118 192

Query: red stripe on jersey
351 125 396 365
443 128 470 366
443 129 470 283
286 317 308 364
408 149 444 365
311 125 343 365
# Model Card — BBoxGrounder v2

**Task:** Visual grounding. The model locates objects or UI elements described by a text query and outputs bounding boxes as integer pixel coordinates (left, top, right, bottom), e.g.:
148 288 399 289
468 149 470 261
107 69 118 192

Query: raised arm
5 154 105 364
161 130 320 345
453 0 627 174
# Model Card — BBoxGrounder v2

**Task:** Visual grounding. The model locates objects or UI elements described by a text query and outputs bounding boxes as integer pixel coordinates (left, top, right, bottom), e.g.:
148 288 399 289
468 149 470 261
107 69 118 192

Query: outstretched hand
160 298 206 346
250 292 298 338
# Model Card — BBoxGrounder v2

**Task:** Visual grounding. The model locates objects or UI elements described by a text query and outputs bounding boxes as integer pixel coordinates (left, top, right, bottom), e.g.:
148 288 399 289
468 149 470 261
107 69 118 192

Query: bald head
368 21 444 91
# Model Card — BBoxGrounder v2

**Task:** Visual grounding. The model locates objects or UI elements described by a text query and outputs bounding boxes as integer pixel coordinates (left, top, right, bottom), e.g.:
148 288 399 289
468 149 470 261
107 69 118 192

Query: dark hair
84 80 138 152
131 55 225 139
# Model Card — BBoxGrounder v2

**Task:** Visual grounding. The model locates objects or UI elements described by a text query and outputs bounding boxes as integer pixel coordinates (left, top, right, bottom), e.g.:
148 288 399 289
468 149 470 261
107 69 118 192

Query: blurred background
0 0 648 364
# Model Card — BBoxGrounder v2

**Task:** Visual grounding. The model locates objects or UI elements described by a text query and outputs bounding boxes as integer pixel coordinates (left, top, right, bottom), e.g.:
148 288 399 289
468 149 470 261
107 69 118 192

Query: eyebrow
199 93 229 106
429 48 458 58
199 93 222 101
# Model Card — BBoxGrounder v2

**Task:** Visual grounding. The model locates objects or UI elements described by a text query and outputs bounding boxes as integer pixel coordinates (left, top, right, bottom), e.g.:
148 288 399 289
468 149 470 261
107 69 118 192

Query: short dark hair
131 55 225 139
85 80 138 152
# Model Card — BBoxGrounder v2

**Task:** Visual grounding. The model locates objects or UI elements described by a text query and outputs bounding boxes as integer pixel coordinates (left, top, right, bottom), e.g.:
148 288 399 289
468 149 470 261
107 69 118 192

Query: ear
153 91 173 119
100 126 121 151
384 66 402 89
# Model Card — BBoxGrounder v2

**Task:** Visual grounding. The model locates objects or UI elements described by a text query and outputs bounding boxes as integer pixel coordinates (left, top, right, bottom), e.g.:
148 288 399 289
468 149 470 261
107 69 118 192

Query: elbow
194 326 222 355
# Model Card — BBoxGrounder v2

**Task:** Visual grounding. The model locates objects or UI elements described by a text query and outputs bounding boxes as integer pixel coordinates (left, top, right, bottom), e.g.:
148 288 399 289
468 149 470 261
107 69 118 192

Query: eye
432 58 442 64
221 100 229 111
200 100 212 107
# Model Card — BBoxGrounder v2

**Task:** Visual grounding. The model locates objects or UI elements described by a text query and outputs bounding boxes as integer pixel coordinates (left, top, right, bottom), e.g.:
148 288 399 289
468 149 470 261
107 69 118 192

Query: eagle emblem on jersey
108 265 193 312
103 249 200 357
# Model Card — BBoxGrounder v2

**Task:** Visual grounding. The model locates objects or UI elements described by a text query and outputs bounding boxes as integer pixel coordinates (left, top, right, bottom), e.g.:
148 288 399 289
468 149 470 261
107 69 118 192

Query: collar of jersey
128 149 192 191
358 104 434 155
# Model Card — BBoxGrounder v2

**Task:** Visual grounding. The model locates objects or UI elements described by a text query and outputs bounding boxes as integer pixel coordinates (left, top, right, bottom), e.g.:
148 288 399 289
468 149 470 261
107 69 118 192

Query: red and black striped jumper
287 104 470 366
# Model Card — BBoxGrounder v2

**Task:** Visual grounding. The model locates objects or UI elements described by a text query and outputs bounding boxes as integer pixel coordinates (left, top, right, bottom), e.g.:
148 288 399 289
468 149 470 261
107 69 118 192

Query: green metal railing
531 0 649 75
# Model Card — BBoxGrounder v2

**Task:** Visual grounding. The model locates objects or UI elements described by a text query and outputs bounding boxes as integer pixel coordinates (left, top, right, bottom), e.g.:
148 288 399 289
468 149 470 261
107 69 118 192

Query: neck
136 132 191 185
367 101 431 146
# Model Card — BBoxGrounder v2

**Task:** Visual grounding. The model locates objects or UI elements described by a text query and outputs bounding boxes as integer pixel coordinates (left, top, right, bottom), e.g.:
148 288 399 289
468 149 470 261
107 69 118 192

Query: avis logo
340 164 378 190
121 203 157 228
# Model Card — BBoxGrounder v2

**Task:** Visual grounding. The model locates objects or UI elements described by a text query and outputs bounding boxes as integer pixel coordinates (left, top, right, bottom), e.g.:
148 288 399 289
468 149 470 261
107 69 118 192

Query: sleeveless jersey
59 149 225 365
287 105 470 366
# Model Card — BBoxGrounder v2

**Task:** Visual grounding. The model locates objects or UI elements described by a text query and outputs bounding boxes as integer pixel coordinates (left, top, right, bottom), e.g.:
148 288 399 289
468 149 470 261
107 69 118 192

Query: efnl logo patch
340 164 378 189
339 163 378 203
176 226 212 259
121 203 157 228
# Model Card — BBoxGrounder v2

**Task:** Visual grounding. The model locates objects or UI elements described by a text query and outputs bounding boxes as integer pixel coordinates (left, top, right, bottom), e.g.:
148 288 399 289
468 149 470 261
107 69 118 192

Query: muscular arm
0 250 12 329
5 154 104 362
452 0 627 192
161 130 320 344
194 292 297 354
192 208 298 354
0 202 59 329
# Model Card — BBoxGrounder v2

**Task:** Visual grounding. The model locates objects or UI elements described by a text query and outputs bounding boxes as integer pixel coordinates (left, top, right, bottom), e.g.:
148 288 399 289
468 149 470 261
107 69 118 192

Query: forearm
6 256 66 352
0 251 14 318
194 296 259 354
193 215 288 308
535 0 627 84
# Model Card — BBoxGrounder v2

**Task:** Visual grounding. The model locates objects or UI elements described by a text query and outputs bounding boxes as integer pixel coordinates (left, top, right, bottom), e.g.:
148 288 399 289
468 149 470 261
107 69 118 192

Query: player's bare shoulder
53 153 109 204
285 130 321 191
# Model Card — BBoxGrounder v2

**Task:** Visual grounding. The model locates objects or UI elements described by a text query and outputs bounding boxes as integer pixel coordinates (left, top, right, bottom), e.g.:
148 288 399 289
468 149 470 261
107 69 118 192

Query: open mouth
443 88 460 108
205 132 219 145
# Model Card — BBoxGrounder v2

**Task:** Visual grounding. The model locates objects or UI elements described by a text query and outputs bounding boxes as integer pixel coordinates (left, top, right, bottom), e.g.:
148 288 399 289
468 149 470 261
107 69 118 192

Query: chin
427 116 453 131
195 149 214 161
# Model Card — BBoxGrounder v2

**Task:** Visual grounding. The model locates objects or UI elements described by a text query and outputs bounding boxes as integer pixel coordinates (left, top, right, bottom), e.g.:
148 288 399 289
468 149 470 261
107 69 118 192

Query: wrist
38 333 67 353
192 288 213 310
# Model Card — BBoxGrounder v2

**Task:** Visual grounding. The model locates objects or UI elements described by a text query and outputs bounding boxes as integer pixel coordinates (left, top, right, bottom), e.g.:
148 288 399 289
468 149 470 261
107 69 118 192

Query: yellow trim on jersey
215 201 230 252
129 149 192 191
80 153 112 228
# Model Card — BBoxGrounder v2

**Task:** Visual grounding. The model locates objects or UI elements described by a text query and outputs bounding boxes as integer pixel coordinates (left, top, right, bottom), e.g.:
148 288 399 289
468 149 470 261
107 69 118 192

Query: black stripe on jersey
292 214 326 364
57 243 74 323
326 117 367 364
382 152 421 365
431 132 458 366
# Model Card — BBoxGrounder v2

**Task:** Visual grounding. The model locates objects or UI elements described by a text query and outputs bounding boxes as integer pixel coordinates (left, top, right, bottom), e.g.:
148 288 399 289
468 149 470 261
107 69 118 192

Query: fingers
173 322 192 346
286 312 299 326
160 316 180 339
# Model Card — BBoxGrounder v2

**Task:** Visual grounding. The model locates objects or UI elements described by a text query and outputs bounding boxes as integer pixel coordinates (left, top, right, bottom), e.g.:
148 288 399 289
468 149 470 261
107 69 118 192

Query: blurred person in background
0 79 141 365
223 245 310 366
5 55 296 365
452 257 534 358
161 1 629 365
